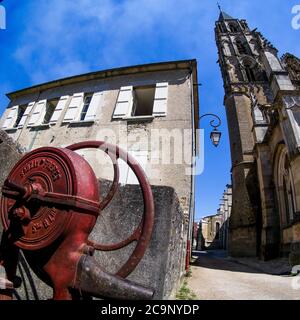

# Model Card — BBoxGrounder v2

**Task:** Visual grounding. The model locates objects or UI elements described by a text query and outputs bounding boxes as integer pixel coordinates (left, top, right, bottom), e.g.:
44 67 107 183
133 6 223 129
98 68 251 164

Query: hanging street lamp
200 113 222 147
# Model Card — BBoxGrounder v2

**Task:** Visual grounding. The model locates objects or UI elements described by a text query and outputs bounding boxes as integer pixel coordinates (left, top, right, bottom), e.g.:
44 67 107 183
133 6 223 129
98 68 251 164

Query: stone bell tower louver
215 11 272 257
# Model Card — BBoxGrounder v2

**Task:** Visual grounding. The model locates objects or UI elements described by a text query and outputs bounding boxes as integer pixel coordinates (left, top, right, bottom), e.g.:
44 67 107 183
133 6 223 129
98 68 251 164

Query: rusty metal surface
2 179 100 215
74 255 154 300
0 148 78 250
0 141 155 300
67 141 155 278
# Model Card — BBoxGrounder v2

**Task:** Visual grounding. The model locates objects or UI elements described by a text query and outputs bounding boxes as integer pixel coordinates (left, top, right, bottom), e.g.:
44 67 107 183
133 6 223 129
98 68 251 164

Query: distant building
192 222 199 249
197 185 232 250
216 11 300 264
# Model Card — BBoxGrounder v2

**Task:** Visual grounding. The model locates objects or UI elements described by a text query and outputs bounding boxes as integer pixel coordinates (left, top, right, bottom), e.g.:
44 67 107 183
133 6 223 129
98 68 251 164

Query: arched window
218 24 226 33
253 105 265 123
236 40 247 55
245 66 256 82
274 147 296 226
222 41 231 56
228 23 238 33
241 21 248 31
215 222 220 240
243 59 257 82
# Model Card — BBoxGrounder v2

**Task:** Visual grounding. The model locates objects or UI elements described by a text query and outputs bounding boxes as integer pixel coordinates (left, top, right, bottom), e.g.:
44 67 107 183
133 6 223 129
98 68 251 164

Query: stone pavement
186 251 300 300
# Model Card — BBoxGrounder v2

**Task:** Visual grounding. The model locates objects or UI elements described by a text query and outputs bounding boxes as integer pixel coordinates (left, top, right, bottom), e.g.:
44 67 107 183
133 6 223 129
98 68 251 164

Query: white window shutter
153 82 168 116
28 100 47 126
50 95 69 123
84 92 103 121
118 158 129 186
113 86 133 118
127 151 148 185
2 106 18 129
18 102 35 128
64 93 84 122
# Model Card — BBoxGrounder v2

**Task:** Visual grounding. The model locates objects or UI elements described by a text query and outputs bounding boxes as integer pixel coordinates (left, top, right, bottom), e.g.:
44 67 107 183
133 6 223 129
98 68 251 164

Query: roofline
7 59 197 99
6 58 199 145
201 214 219 220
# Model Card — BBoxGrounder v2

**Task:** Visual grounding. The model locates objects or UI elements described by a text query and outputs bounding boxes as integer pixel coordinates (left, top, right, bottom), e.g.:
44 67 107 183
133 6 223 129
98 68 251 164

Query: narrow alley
187 251 299 300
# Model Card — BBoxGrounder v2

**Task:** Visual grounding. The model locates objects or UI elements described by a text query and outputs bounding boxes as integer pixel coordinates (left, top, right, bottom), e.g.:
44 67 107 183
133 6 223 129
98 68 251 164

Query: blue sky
0 0 299 221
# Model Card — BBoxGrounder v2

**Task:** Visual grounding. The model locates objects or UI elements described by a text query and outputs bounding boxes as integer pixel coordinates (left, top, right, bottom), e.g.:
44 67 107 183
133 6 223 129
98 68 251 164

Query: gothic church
215 11 300 264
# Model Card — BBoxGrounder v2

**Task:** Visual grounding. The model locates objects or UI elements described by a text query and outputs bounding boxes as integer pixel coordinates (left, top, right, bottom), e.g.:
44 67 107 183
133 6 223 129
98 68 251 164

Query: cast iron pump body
0 141 155 300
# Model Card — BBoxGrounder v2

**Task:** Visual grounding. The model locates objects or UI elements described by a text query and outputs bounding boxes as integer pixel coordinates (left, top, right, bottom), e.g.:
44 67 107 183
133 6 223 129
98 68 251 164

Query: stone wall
0 130 23 188
0 130 23 236
225 94 261 257
90 180 186 300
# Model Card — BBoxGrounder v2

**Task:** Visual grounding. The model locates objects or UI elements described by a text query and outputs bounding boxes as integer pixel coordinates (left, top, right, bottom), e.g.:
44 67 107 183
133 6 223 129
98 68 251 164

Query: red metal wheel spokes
86 220 143 251
66 141 155 278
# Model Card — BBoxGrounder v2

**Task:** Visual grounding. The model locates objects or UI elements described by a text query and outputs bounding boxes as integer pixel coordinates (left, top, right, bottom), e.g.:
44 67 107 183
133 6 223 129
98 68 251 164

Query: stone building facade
215 11 300 264
0 60 199 298
197 185 232 250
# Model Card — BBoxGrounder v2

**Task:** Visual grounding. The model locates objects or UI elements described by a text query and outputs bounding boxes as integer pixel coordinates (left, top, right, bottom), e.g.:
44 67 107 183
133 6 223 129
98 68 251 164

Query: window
118 150 148 185
245 66 256 82
241 21 248 31
43 99 59 124
28 100 47 126
228 23 238 33
253 105 265 123
63 92 102 123
243 59 257 82
215 222 220 240
113 83 168 119
236 40 247 55
131 86 156 117
14 105 26 127
283 156 295 224
222 41 231 56
80 94 93 121
275 147 296 227
218 24 226 33
49 96 69 124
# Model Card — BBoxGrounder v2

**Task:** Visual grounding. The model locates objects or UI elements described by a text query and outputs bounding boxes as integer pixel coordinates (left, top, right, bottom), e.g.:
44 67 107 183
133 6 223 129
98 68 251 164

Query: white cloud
13 0 216 84
12 0 300 88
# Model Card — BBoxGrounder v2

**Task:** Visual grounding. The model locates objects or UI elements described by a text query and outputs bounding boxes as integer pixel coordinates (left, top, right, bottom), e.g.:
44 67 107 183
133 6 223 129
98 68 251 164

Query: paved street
187 251 300 300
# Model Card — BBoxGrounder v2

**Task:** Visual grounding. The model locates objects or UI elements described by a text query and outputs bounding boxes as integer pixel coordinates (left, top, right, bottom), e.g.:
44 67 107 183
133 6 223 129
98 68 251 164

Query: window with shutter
80 94 93 121
14 105 27 128
126 150 148 185
153 82 168 116
43 99 59 124
28 100 47 126
131 86 155 117
118 158 129 185
50 96 69 124
63 93 84 122
113 86 133 118
2 106 18 129
17 102 35 128
83 92 104 122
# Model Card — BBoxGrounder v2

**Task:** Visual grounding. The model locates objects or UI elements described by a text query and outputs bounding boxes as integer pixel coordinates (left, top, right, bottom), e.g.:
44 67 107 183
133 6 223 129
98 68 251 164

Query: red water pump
0 141 155 300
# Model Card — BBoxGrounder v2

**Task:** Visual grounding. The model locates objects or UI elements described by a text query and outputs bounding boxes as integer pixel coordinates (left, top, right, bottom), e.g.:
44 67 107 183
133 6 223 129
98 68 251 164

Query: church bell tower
215 10 273 257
